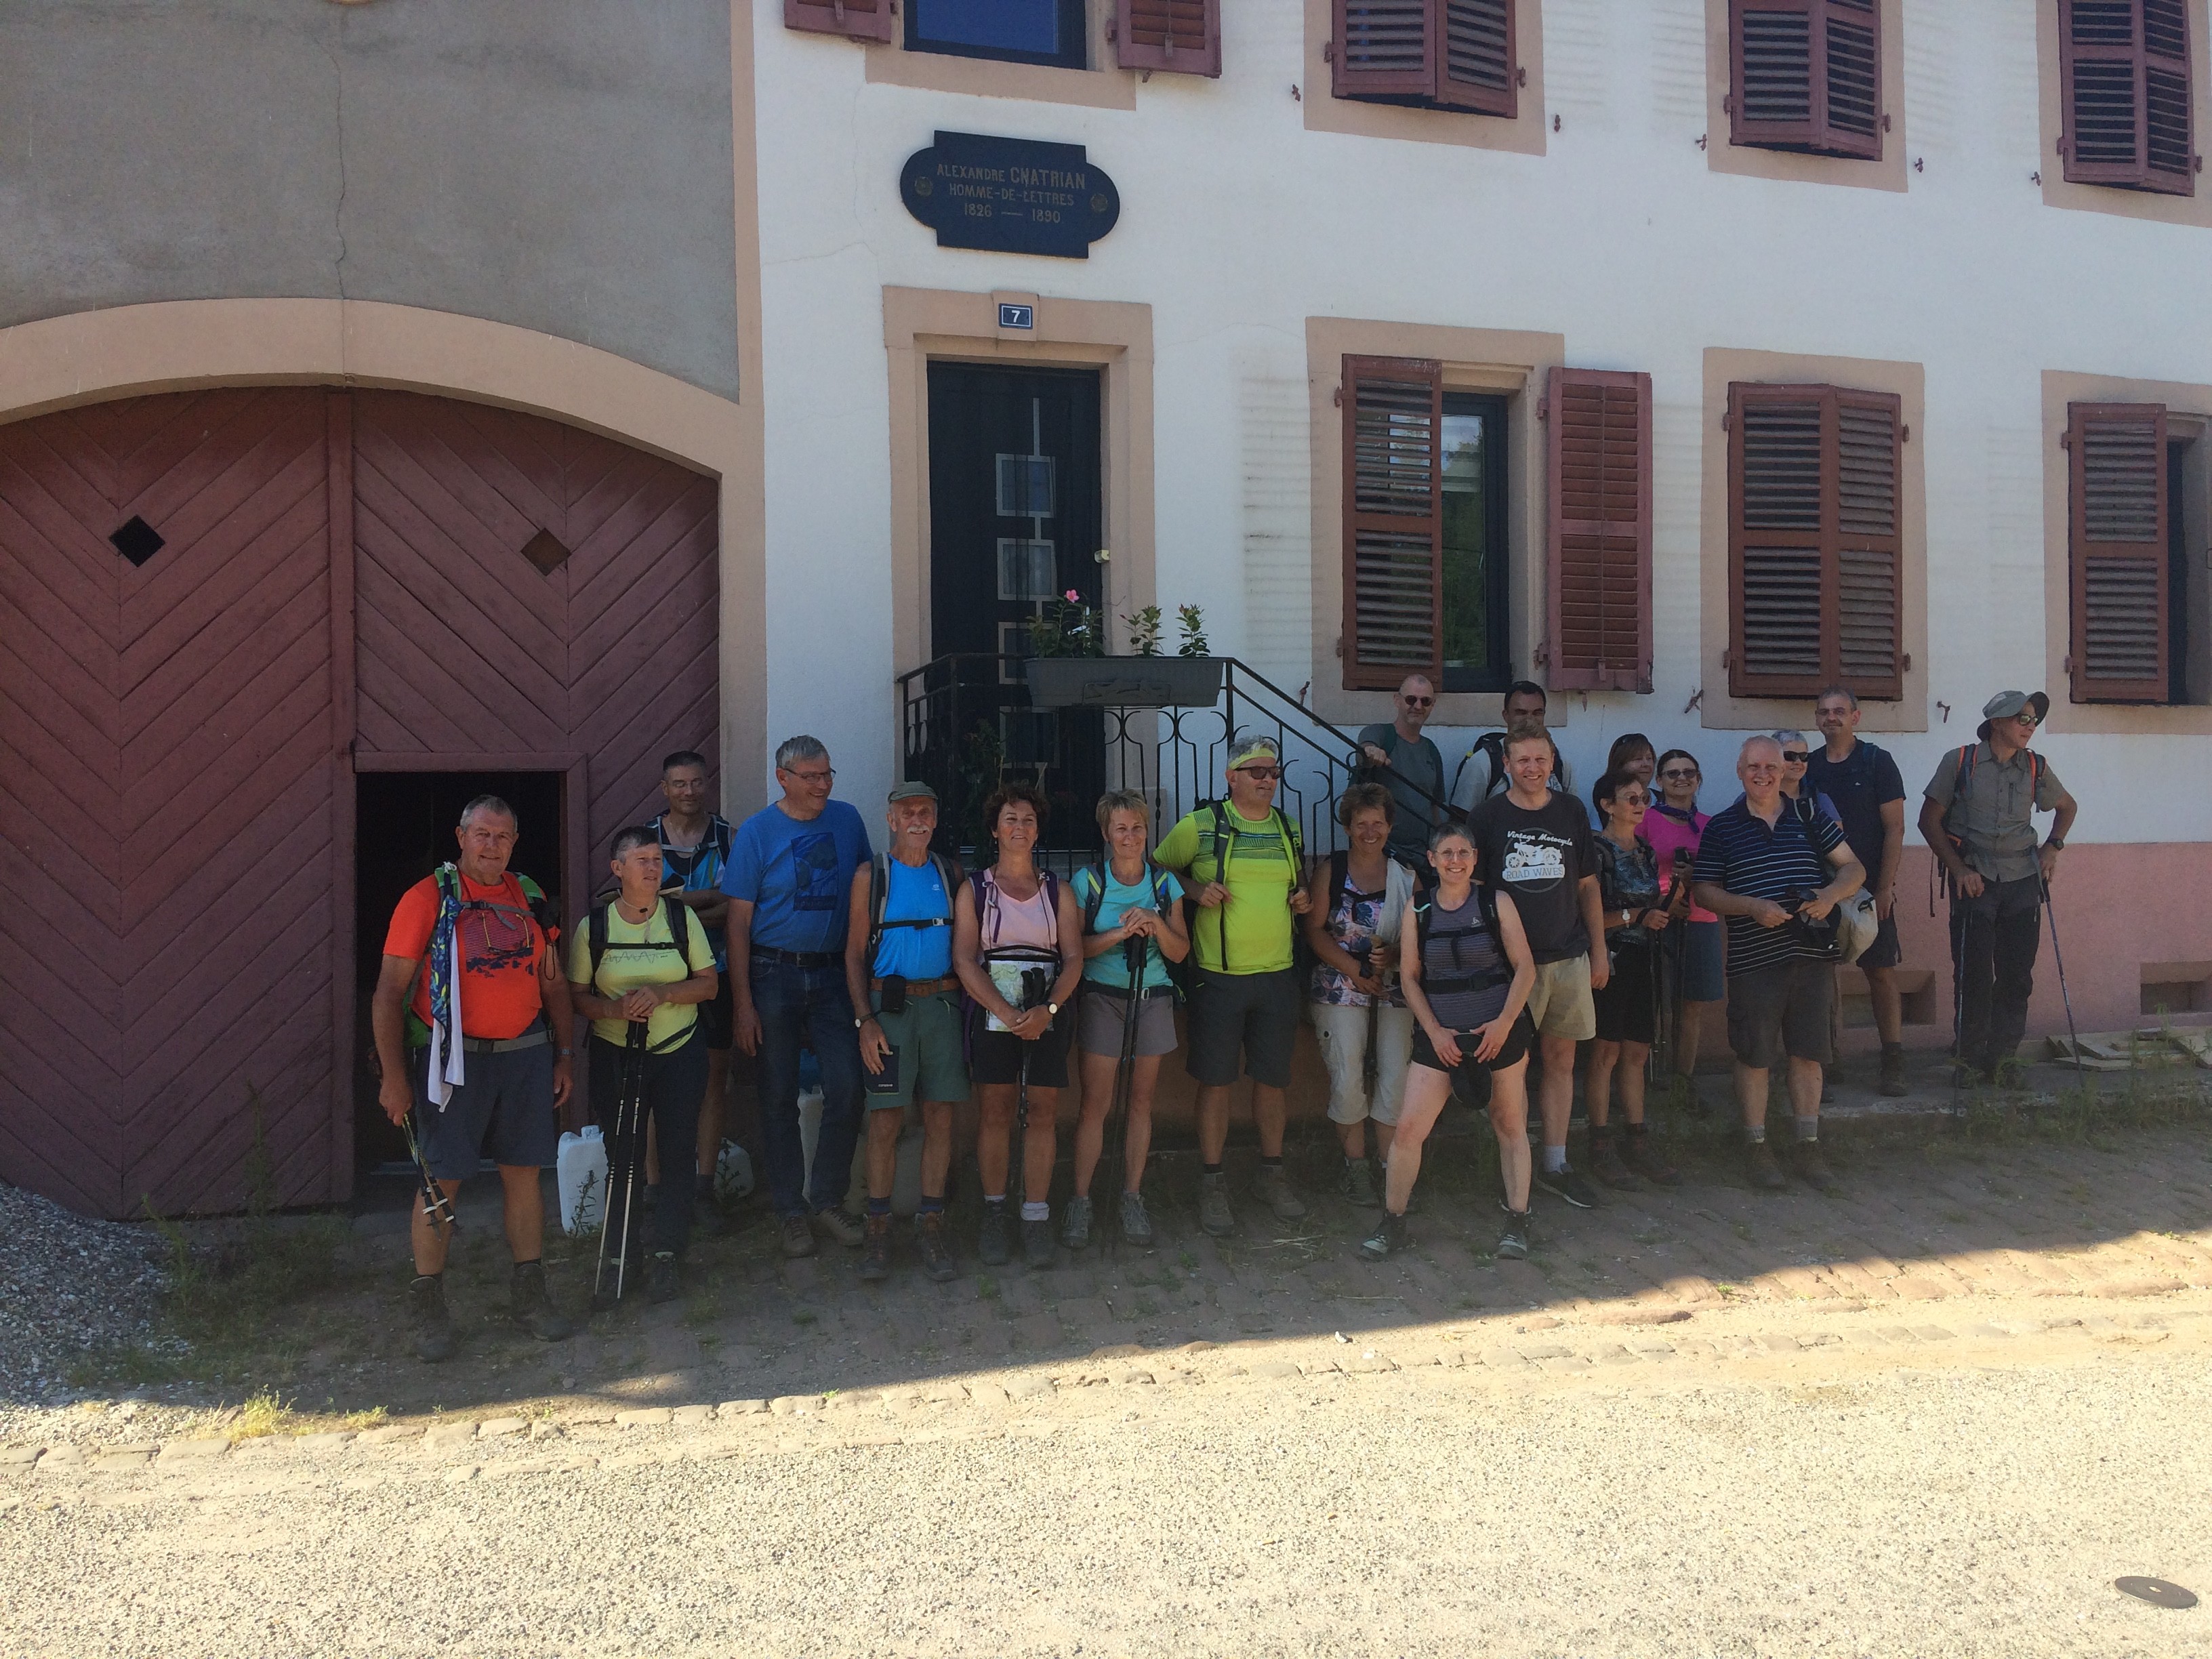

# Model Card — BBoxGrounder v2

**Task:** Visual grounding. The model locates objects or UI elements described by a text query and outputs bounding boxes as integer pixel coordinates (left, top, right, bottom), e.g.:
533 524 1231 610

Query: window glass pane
914 0 1060 55
997 538 1057 600
1440 410 1496 678
996 453 1055 518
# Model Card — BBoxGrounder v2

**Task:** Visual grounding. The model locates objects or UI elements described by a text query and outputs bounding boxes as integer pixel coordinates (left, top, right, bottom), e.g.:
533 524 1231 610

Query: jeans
752 956 865 1216
590 1029 708 1255
1950 876 2042 1073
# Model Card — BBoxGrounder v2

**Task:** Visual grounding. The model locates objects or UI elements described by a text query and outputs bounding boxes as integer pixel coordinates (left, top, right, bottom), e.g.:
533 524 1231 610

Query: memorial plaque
901 131 1120 259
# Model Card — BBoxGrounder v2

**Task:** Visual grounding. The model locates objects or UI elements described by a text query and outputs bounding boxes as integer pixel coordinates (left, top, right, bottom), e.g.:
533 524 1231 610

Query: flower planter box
1025 655 1224 709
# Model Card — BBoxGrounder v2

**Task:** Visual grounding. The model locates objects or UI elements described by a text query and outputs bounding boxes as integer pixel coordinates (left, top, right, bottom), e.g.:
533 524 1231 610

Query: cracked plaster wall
0 0 741 401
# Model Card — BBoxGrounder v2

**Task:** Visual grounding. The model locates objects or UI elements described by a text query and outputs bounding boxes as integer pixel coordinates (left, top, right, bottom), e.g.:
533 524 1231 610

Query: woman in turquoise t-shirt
1067 790 1189 1248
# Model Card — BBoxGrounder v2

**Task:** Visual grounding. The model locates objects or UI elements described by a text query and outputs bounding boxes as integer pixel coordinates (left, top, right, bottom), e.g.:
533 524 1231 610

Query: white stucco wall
750 0 2209 838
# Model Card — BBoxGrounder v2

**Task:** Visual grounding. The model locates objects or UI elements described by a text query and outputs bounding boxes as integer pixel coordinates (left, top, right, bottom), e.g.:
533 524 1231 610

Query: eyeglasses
783 766 835 783
1618 792 1650 806
1659 768 1699 781
1236 765 1283 781
1781 751 1809 764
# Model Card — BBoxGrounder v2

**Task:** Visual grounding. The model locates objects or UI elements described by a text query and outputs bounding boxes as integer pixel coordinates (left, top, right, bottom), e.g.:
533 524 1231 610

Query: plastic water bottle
556 1126 607 1235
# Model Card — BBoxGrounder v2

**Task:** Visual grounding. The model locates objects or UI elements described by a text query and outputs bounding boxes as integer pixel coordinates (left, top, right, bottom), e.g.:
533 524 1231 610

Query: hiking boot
1744 1140 1788 1192
977 1204 1013 1267
510 1261 573 1342
1495 1204 1534 1261
915 1211 958 1282
1118 1190 1153 1246
642 1252 679 1305
1793 1141 1837 1193
1199 1172 1235 1237
780 1214 817 1258
1879 1044 1908 1098
1359 1212 1409 1261
1021 1216 1056 1270
1533 1162 1599 1210
859 1213 894 1282
813 1206 865 1250
691 1189 724 1239
1252 1163 1308 1222
1060 1194 1093 1250
1622 1126 1680 1186
1586 1133 1643 1192
410 1274 455 1364
1338 1156 1381 1210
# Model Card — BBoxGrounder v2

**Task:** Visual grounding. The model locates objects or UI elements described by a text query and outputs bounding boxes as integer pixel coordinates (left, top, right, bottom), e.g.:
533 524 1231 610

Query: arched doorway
0 387 718 1218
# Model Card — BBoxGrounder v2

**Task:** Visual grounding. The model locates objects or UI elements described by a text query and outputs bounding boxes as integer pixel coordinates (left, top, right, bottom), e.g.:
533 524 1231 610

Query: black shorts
1593 945 1657 1046
698 973 734 1051
409 1036 558 1179
1725 956 1835 1069
1856 914 1903 972
1185 968 1302 1090
970 1008 1073 1089
1409 1010 1535 1086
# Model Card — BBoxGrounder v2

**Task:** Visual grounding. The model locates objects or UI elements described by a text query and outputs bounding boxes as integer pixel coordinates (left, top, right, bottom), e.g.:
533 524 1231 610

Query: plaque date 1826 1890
901 131 1120 259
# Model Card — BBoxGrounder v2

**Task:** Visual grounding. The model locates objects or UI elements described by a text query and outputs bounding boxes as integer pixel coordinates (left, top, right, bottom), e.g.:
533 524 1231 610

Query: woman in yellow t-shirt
567 825 718 1299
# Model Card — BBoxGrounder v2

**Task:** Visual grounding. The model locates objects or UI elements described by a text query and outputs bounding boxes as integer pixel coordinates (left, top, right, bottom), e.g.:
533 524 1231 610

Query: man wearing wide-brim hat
1918 691 2078 1084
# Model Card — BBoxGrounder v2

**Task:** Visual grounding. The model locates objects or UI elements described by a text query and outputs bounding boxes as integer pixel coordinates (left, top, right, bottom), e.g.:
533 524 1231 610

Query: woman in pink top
954 781 1084 1273
1644 749 1724 1088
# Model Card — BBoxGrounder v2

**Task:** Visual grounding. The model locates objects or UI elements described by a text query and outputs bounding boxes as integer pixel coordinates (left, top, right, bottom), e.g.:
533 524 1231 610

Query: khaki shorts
1525 956 1597 1042
1310 1000 1416 1126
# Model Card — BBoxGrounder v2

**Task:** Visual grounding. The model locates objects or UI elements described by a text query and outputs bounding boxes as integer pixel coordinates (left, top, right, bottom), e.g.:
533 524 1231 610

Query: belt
1107 984 1177 1000
411 1027 551 1057
752 947 840 968
875 975 960 998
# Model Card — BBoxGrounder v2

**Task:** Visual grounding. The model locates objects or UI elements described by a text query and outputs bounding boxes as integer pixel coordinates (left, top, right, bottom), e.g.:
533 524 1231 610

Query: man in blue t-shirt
722 735 873 1257
1693 735 1864 1196
841 781 966 1286
1804 687 1910 1097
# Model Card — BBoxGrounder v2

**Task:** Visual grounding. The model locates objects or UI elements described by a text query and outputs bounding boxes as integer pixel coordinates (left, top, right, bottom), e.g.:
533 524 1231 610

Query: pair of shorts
1677 919 1726 1004
1856 913 1904 972
698 974 734 1051
1409 1009 1536 1083
1594 945 1657 1046
1725 956 1835 1069
1311 1000 1416 1126
867 989 970 1109
1185 968 1302 1089
1077 987 1180 1059
1526 956 1597 1042
409 1036 558 1179
970 1006 1073 1089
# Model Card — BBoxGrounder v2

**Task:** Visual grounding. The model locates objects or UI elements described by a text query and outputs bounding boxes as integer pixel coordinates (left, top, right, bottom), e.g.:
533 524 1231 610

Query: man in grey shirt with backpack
1358 674 1447 863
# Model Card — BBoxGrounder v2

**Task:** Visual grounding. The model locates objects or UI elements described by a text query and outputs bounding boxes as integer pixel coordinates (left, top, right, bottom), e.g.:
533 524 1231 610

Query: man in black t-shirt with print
1693 736 1865 1194
1803 687 1908 1097
1469 724 1608 1210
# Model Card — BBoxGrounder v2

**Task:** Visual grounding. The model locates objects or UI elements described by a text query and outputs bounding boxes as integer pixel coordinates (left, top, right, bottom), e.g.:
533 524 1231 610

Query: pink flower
1065 589 1080 602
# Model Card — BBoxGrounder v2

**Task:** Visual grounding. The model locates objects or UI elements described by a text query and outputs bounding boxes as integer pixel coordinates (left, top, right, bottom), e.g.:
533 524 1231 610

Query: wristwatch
1046 1002 1061 1017
2044 835 2066 851
854 1013 876 1030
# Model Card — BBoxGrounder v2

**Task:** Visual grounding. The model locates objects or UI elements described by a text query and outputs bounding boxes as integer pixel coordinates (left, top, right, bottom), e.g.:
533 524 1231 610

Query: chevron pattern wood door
0 390 338 1218
351 392 720 855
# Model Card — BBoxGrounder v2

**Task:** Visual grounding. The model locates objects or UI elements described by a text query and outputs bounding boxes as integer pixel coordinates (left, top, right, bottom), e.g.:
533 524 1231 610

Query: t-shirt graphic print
789 831 844 912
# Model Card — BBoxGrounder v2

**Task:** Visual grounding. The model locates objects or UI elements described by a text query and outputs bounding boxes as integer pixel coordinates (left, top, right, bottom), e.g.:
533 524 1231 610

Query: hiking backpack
864 851 962 970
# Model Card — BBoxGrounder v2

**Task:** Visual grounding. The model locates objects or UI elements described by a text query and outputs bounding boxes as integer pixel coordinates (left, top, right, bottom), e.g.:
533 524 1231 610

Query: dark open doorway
352 770 566 1175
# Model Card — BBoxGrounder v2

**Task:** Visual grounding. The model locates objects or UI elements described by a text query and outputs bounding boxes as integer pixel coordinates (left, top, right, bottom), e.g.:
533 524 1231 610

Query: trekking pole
1107 933 1144 1242
593 1022 650 1305
401 1110 457 1237
1359 943 1381 1103
2041 874 2087 1083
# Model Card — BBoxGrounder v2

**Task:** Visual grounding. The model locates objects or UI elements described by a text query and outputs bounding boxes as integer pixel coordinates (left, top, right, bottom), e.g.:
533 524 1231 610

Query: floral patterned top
1310 876 1407 1008
1593 834 1662 951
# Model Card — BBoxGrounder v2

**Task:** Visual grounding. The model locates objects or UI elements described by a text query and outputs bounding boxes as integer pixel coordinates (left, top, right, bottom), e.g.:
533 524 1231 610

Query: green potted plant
1025 583 1222 709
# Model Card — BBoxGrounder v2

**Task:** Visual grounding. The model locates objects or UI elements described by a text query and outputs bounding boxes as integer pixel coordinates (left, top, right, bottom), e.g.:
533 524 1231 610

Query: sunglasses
1781 751 1809 764
1659 768 1699 781
1401 695 1434 708
2009 714 2041 728
1236 765 1283 781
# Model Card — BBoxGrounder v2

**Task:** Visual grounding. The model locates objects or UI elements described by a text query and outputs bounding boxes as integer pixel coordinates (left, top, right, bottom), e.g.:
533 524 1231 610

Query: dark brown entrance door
0 388 719 1218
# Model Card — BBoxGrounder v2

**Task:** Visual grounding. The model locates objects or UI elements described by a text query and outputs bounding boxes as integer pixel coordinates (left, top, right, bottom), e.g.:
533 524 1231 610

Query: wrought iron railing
893 654 1459 872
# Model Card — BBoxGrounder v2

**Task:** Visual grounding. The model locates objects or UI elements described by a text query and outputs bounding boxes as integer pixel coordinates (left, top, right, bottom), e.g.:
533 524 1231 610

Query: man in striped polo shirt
1692 735 1866 1193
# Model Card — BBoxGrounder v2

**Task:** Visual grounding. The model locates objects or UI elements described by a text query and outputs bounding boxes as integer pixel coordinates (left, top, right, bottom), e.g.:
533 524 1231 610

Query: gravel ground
5 1343 2211 1657
0 1185 167 1410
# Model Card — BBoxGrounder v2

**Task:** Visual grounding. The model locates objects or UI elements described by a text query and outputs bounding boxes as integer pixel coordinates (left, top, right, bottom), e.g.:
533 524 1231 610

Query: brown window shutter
1116 0 1221 76
1334 0 1437 100
1342 355 1445 690
1433 0 1517 117
1731 0 1882 159
2060 0 2197 194
1546 367 1652 693
1727 382 1902 701
2067 401 2171 702
784 0 895 43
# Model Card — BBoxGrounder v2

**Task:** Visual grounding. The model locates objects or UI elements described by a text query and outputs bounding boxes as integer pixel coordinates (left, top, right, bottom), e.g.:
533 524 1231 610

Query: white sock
1021 1200 1049 1222
1542 1145 1568 1173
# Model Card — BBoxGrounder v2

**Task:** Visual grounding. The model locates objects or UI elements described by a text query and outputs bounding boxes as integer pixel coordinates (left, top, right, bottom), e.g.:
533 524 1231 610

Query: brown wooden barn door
0 390 341 1218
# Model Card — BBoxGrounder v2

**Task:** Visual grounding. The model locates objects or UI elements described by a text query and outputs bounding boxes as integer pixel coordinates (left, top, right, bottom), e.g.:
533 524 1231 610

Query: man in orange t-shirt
372 794 577 1361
